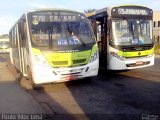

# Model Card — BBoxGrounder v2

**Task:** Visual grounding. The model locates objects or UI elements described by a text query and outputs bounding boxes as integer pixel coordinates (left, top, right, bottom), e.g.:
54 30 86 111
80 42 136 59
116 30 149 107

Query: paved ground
0 54 47 119
1 53 160 120
17 54 160 120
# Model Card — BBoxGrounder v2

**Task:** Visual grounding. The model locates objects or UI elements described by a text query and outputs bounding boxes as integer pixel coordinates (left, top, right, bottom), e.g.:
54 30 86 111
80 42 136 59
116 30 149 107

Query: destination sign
118 8 148 15
111 6 152 18
32 15 78 23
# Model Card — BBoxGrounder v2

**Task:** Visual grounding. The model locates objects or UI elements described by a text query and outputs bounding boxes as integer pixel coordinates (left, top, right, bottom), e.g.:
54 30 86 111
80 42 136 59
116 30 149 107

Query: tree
84 8 96 13
0 34 9 39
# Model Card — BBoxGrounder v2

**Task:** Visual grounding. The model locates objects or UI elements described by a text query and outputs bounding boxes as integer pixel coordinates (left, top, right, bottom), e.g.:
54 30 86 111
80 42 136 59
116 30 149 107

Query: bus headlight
89 51 98 63
110 52 126 61
33 55 50 66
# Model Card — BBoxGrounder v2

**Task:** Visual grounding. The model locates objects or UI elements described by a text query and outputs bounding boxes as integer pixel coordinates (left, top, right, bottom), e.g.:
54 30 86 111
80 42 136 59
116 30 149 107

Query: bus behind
87 5 154 70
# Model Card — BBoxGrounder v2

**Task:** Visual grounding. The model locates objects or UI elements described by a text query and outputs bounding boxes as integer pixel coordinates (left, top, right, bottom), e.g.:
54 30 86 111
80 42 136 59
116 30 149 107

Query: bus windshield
29 11 95 47
111 18 153 46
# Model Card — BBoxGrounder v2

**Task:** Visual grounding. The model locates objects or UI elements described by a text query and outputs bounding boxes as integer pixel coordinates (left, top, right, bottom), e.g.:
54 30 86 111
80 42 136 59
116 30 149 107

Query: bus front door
96 17 107 68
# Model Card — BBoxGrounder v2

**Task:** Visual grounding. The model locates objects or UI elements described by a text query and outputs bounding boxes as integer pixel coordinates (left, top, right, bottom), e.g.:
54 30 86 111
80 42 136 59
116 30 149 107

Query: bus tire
82 77 92 83
31 81 41 90
27 66 41 90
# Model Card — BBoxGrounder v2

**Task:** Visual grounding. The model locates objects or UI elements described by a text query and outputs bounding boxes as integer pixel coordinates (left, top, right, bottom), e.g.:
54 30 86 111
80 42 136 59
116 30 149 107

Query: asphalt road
1 53 160 120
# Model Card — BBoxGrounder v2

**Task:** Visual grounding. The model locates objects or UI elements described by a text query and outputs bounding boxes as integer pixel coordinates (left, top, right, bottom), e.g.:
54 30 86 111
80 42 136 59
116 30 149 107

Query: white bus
9 9 99 88
87 5 154 70
0 39 9 53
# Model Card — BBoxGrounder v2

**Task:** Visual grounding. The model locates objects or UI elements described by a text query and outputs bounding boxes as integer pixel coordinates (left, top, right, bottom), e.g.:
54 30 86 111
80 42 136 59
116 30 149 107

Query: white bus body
9 9 99 87
87 5 154 70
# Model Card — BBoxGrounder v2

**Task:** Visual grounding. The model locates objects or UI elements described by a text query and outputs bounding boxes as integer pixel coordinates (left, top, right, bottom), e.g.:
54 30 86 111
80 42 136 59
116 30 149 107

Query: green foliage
0 34 9 39
84 8 96 13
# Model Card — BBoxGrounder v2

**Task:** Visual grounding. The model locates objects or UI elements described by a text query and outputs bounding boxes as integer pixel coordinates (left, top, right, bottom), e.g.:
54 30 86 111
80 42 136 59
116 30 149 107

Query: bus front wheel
27 67 41 90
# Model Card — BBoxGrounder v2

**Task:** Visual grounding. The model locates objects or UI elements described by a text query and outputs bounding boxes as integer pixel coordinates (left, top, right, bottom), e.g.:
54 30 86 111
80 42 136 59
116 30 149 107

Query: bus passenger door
95 17 107 68
18 17 28 76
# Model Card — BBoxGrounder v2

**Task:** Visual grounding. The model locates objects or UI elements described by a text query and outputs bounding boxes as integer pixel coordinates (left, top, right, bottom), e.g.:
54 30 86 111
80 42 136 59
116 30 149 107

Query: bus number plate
66 75 78 80
136 61 143 65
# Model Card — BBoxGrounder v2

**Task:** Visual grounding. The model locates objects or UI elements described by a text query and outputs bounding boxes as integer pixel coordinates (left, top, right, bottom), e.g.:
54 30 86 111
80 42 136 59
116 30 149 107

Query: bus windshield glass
29 11 95 47
111 18 152 46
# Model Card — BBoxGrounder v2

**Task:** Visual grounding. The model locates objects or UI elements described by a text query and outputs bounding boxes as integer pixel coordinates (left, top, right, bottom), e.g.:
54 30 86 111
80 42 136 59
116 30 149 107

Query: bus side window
19 17 27 47
107 19 112 41
97 22 102 43
91 20 99 42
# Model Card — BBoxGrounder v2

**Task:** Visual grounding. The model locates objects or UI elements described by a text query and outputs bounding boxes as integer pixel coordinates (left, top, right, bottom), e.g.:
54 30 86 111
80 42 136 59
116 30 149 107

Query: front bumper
108 55 154 70
31 59 99 84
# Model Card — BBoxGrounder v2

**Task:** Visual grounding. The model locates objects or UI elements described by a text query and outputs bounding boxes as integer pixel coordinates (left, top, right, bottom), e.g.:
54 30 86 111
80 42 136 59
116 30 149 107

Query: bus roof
25 8 79 14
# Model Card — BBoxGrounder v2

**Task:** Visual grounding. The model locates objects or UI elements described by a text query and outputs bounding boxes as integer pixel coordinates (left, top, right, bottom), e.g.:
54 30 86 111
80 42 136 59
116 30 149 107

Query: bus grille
125 55 148 59
52 59 87 66
73 59 86 64
52 61 68 65
126 61 150 67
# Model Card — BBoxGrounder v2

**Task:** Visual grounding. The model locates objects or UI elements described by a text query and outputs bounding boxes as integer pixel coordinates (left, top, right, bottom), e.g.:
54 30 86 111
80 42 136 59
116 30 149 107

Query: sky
0 0 160 35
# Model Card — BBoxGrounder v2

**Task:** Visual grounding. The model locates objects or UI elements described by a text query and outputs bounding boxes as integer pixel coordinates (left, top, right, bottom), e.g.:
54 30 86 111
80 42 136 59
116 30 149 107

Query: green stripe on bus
118 48 154 57
32 44 98 67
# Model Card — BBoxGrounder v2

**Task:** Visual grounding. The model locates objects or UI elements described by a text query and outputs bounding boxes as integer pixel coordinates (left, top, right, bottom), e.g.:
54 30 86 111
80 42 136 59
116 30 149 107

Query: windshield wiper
66 22 86 47
48 27 53 49
74 33 86 47
128 21 135 39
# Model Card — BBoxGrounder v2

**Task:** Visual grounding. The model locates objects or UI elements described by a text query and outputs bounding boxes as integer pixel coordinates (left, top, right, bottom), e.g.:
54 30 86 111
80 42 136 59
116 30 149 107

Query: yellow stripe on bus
118 48 154 58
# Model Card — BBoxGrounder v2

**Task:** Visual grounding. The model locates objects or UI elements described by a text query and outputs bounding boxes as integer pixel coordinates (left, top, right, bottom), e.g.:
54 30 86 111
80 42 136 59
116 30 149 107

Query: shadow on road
4 52 160 120
26 68 160 120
